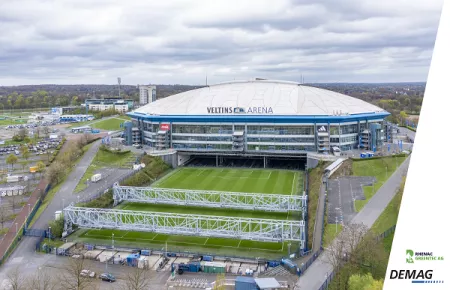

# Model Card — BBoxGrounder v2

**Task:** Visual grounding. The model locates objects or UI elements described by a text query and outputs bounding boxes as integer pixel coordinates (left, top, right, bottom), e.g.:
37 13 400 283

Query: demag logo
389 249 445 284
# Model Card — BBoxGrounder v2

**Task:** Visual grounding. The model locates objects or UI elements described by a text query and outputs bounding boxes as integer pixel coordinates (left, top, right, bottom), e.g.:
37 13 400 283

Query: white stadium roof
134 79 386 116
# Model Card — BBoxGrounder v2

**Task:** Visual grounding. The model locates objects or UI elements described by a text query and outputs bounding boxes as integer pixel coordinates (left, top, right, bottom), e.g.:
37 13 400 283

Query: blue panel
126 112 390 124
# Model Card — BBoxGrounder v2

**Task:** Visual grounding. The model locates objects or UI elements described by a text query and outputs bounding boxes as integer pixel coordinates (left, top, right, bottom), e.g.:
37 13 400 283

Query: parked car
80 269 96 278
99 273 116 282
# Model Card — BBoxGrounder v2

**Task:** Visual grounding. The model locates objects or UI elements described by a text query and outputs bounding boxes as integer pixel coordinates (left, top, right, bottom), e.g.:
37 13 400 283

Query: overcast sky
0 0 444 86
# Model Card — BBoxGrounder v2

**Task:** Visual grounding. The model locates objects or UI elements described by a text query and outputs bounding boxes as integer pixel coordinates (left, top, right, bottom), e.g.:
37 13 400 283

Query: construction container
29 166 38 173
127 254 140 267
202 255 213 262
202 262 225 274
84 244 94 251
268 261 280 267
141 250 151 256
189 262 201 272
235 276 258 290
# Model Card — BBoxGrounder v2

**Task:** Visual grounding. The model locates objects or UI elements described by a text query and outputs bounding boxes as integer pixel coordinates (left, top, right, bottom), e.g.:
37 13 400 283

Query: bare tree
0 204 13 229
57 257 98 290
25 267 57 290
11 194 20 210
326 223 387 288
43 127 50 138
125 267 152 290
6 266 25 290
35 127 41 139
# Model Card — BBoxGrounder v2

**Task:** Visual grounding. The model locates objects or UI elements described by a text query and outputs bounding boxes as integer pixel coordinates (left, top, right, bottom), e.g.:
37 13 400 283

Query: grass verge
74 148 133 193
353 156 407 212
323 223 343 248
307 161 329 250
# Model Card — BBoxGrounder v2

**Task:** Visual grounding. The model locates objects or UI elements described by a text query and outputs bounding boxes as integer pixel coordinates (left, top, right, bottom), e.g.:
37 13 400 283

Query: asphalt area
327 176 376 224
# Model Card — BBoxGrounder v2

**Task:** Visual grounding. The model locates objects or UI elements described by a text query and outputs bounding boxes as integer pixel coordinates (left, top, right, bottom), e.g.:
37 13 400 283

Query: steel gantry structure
63 206 306 246
112 186 307 213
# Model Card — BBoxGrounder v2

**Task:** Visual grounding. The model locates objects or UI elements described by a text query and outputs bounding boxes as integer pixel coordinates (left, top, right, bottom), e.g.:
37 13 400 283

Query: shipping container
235 276 258 290
127 254 140 267
141 250 151 256
203 262 225 274
202 255 213 262
268 261 280 267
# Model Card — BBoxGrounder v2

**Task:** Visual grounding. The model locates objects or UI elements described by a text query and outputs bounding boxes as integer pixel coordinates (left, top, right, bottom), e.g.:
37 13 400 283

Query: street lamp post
335 216 338 233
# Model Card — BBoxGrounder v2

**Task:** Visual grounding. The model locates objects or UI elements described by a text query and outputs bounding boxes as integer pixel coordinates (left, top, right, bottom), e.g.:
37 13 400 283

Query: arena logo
207 107 273 114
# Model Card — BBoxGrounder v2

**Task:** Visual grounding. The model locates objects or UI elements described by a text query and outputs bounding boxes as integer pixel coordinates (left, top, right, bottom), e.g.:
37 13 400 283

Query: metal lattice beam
63 206 305 246
113 186 307 213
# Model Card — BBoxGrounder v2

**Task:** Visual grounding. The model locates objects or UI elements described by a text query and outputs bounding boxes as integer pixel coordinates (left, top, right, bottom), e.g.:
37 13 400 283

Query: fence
315 224 397 290
0 191 45 266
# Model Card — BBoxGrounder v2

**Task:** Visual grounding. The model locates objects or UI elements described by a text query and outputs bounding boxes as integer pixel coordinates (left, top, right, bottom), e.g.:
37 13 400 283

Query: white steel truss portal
63 206 305 246
112 186 307 213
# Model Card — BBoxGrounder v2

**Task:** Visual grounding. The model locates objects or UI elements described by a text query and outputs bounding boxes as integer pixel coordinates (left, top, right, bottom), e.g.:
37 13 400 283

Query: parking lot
327 176 376 224
0 138 64 238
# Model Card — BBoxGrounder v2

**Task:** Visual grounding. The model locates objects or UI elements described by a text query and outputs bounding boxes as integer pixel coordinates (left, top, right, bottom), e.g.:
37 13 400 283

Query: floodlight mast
118 77 121 98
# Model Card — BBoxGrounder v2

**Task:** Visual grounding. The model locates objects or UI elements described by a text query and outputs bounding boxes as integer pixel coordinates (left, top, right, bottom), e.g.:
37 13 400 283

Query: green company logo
406 249 414 263
406 249 444 263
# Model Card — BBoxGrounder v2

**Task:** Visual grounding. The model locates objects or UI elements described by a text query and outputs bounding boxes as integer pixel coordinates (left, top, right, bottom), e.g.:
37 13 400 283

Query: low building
85 98 134 112
60 114 94 123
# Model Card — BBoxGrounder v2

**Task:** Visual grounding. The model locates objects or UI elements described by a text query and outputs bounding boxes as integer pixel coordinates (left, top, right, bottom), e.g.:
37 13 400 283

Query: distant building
84 98 134 113
60 114 94 123
28 113 60 123
51 106 80 115
139 85 157 105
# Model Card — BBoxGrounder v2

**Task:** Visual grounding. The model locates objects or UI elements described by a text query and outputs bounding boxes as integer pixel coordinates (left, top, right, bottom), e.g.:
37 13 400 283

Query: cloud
0 0 443 86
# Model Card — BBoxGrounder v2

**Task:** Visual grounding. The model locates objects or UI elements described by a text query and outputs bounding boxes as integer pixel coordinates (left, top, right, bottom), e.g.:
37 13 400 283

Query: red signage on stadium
160 124 170 131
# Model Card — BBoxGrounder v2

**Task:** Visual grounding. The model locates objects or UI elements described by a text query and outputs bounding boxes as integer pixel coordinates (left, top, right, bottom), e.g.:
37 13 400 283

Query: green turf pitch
121 203 302 220
78 229 297 259
154 168 302 195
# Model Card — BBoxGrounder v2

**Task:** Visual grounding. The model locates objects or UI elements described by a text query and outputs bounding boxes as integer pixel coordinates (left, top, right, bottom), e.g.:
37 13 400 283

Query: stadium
65 80 390 259
124 79 390 168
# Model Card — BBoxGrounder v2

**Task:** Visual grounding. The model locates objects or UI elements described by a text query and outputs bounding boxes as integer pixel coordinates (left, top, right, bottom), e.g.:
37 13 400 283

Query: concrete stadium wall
307 157 319 170
178 154 191 166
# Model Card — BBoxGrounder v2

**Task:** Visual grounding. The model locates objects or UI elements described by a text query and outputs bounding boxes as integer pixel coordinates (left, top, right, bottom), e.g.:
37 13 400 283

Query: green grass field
70 116 130 130
77 167 304 258
120 202 301 220
154 167 302 195
74 149 135 193
76 228 296 259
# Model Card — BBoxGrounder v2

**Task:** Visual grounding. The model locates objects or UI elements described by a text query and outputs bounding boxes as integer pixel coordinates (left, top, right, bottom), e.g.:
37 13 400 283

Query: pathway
295 156 410 289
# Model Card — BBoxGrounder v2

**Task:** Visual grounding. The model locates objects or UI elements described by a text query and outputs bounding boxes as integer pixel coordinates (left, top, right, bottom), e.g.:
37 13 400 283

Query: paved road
0 139 103 278
33 140 102 229
398 126 416 142
295 156 410 289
